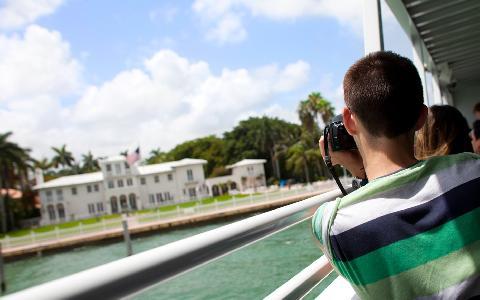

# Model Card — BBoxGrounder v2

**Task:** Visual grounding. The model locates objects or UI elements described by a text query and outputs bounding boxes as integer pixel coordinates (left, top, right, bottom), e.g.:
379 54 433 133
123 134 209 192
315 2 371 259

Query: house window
87 185 92 193
46 190 53 202
183 189 186 195
57 203 65 220
140 177 146 185
47 205 56 220
154 175 159 183
115 163 121 174
71 187 77 195
149 194 155 204
167 173 173 181
117 179 124 188
110 196 119 213
97 202 104 212
56 189 63 201
126 178 133 186
124 162 130 169
106 164 111 172
94 184 99 192
156 193 163 203
108 181 114 189
88 203 95 214
188 187 196 198
164 192 172 201
187 169 193 181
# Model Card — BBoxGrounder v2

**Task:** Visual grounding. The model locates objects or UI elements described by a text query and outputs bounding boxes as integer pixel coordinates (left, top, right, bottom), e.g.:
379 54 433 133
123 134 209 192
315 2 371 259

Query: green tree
224 116 302 181
33 157 52 171
81 151 99 172
308 92 335 127
0 132 31 232
146 148 170 165
168 136 226 177
51 145 75 169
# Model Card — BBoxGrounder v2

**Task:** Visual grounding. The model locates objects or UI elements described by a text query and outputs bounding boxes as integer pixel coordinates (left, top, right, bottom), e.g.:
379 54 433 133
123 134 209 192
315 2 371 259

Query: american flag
126 147 141 166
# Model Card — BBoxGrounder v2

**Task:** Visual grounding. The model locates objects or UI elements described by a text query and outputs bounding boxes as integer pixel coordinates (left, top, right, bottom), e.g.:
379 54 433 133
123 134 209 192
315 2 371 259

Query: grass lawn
1 193 256 239
1 215 122 239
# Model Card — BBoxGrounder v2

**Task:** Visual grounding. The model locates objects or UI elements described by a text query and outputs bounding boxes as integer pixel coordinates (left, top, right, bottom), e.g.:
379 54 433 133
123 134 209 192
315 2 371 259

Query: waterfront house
34 156 209 225
34 157 268 225
205 159 267 196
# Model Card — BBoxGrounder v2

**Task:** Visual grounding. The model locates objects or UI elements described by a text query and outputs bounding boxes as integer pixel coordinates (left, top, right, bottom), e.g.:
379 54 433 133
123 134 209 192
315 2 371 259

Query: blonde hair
415 105 472 160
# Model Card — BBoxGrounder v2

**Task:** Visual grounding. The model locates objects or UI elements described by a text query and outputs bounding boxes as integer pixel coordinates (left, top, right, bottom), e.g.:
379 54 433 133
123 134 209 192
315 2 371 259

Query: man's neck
359 134 418 180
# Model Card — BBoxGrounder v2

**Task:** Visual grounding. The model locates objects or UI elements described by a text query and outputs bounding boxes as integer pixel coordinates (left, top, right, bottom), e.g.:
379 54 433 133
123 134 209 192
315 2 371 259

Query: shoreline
2 189 330 260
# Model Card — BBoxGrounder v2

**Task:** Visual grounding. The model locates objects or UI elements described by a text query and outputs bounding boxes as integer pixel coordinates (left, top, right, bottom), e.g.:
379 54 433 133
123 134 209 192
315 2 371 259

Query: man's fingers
319 137 325 158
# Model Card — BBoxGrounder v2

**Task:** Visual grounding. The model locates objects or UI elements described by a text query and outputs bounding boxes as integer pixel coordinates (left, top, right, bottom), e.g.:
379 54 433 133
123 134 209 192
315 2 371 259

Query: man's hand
319 136 366 179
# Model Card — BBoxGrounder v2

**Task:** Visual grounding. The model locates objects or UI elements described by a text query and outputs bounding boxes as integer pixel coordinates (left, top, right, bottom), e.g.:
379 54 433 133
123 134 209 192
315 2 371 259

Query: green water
5 216 336 299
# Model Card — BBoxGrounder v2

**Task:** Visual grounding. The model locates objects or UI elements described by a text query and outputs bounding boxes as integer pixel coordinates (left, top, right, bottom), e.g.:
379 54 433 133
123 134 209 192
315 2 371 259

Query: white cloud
206 13 247 44
193 0 363 44
0 0 64 30
0 25 82 102
2 42 309 158
318 73 344 114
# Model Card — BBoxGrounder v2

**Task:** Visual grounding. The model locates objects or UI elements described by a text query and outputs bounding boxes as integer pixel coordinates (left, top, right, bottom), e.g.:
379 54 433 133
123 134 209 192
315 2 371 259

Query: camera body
324 114 357 152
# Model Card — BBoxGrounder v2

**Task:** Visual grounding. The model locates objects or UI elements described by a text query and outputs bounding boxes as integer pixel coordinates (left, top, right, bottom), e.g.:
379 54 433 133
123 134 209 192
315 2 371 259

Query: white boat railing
4 186 349 300
265 256 333 300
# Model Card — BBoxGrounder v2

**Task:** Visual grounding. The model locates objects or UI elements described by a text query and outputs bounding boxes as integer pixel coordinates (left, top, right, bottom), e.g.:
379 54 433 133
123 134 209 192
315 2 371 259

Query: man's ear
342 107 358 136
414 105 428 131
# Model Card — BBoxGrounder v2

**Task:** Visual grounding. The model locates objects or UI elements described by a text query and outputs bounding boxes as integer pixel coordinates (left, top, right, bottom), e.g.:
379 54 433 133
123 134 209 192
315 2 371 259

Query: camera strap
323 127 349 196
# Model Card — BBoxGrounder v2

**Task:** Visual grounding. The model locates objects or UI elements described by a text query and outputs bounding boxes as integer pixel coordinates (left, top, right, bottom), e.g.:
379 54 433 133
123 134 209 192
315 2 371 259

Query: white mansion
34 156 266 225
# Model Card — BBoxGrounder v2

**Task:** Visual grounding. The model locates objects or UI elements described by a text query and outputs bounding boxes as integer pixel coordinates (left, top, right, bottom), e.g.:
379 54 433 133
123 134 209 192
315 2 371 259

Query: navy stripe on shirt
330 177 480 262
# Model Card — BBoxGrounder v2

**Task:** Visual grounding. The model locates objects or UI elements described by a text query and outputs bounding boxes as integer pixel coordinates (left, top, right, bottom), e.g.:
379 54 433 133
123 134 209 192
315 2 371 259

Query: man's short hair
343 51 424 138
474 102 480 113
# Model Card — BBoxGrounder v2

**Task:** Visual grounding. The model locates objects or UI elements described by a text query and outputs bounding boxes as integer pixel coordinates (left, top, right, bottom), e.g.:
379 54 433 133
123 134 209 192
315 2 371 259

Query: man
312 51 480 299
472 120 480 154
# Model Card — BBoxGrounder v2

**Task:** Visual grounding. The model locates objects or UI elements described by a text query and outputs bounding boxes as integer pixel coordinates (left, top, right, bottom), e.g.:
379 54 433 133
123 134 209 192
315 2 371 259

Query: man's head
474 102 480 120
341 51 427 148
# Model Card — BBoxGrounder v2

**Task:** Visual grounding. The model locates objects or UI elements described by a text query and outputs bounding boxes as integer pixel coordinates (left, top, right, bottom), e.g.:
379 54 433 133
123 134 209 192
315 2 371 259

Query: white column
363 0 384 54
412 42 429 106
432 75 442 105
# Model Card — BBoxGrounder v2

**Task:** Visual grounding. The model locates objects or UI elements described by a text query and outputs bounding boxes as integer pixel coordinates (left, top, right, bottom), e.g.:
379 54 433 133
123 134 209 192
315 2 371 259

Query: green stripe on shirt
357 239 480 300
333 206 480 286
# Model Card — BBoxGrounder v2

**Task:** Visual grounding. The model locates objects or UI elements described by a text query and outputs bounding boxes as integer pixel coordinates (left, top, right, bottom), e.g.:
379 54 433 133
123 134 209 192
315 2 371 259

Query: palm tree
51 145 75 169
0 132 31 232
147 148 169 164
286 142 311 183
307 92 335 127
33 157 52 171
82 151 99 172
298 99 317 132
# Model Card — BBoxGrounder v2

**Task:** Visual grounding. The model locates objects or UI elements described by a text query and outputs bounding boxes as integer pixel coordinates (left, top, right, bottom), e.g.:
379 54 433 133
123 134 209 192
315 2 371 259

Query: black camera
323 114 357 196
324 114 357 152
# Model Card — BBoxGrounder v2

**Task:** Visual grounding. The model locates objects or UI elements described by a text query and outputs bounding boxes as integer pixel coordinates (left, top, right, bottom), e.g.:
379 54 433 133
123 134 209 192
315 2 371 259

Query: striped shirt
312 153 480 299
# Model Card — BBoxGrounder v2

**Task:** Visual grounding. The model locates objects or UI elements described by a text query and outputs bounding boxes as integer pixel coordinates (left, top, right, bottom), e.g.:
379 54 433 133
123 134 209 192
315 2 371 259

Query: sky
0 0 413 160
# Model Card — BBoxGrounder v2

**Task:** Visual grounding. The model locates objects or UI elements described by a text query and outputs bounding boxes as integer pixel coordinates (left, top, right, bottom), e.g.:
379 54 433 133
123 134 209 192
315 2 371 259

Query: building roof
388 0 480 81
34 172 103 190
100 155 126 163
34 158 207 189
226 159 267 169
138 158 207 175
